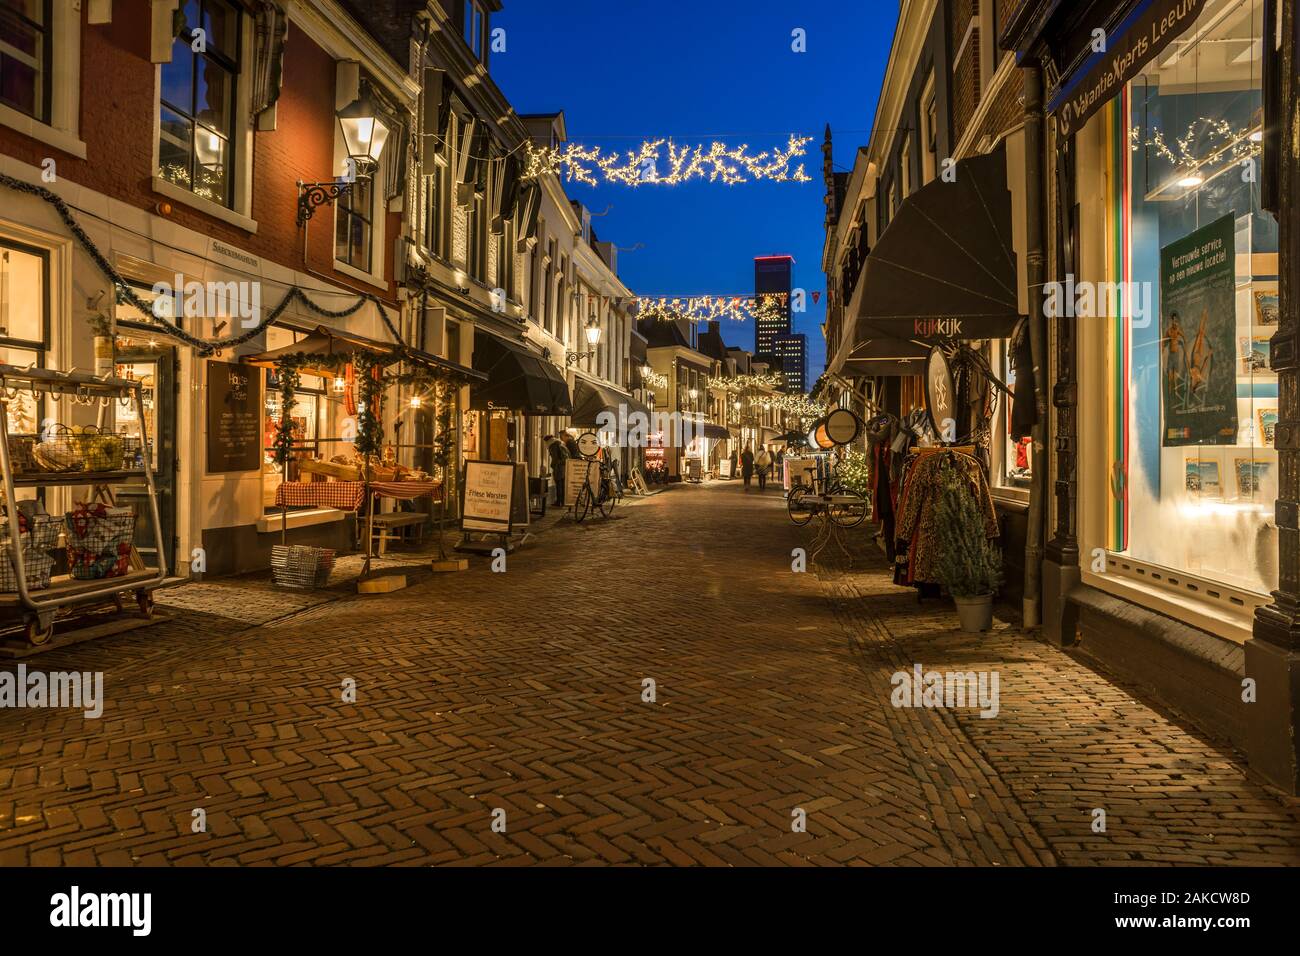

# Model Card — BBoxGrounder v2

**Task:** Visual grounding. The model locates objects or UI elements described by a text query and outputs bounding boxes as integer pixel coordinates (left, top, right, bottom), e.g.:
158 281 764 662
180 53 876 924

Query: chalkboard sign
207 360 262 473
511 462 530 528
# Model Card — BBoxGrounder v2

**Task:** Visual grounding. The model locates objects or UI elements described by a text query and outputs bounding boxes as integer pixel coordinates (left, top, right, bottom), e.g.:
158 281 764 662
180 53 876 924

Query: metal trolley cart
0 365 169 647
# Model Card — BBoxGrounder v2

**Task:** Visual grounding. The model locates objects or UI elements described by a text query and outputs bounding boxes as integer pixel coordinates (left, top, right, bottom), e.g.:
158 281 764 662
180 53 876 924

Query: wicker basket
271 545 335 589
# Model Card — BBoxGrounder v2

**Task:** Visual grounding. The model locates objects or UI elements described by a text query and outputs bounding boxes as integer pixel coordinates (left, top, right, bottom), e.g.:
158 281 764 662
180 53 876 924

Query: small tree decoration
836 448 871 497
932 469 1002 598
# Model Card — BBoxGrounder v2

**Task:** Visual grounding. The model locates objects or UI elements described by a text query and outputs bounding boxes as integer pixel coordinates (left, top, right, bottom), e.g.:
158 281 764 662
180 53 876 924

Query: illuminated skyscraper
754 255 793 358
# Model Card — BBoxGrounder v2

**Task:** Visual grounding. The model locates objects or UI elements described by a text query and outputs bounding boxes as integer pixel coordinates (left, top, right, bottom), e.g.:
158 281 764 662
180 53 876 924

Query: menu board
565 458 599 508
462 460 515 532
206 360 262 473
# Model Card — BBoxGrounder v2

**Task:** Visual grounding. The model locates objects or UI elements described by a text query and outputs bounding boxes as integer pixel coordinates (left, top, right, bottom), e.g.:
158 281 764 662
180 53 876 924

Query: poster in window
1160 214 1238 446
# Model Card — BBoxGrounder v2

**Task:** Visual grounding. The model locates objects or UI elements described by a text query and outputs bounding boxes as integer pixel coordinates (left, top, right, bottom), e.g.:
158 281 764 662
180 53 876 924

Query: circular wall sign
823 408 862 446
576 431 601 459
924 347 956 441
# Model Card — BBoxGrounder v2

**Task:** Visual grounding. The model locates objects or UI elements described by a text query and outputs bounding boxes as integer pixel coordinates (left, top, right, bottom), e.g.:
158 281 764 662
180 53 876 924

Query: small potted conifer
933 472 1003 632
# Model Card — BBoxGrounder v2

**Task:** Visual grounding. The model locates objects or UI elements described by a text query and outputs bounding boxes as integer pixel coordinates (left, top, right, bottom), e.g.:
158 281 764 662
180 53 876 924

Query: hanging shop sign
206 360 262 473
461 460 516 532
576 431 601 459
1159 213 1237 446
1049 0 1204 138
823 408 862 446
924 347 956 441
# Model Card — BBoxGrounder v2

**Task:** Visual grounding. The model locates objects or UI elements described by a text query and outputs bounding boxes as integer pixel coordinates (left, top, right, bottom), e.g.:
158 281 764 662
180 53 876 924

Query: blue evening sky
490 0 896 382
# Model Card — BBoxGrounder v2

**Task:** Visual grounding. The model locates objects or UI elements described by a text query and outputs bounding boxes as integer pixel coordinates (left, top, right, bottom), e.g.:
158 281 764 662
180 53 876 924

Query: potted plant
932 471 1003 632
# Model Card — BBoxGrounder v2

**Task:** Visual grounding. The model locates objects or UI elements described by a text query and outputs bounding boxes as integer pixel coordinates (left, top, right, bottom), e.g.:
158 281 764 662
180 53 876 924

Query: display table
274 479 442 511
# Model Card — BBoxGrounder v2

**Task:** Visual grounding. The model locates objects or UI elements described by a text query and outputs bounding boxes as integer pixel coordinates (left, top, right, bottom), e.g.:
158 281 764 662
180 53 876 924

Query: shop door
113 351 178 574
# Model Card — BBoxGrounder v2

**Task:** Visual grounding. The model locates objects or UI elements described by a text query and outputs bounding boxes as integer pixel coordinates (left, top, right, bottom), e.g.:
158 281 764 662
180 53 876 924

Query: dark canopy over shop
470 330 572 415
848 146 1022 348
572 377 651 427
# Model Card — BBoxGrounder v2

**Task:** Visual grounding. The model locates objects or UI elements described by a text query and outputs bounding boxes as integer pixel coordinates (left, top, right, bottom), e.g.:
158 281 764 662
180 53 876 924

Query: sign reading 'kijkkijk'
1050 0 1203 138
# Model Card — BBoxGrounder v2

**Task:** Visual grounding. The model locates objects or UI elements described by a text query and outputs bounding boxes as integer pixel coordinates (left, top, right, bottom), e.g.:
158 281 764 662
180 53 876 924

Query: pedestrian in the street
545 434 568 505
756 446 772 491
741 444 755 489
563 432 581 460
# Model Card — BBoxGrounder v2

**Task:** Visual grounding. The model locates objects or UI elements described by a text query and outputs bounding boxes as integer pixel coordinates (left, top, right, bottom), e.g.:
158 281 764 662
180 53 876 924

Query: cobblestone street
0 481 1298 866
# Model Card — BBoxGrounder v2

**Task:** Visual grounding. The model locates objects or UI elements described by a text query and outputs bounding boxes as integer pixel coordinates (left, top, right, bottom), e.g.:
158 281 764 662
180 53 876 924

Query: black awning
470 330 572 415
572 377 648 427
828 335 929 378
851 146 1021 345
698 423 729 441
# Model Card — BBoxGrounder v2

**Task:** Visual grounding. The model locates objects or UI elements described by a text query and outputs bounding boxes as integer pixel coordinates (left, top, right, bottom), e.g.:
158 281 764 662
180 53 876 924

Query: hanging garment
894 450 999 586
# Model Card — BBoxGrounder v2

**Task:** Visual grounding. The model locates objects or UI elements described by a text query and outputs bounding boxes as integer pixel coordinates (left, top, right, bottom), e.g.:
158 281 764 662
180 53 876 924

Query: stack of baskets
271 545 335 589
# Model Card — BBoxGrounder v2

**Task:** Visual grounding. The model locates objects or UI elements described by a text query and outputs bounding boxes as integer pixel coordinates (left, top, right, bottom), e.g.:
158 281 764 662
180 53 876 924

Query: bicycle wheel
788 487 814 526
574 484 593 523
828 490 869 528
596 487 614 518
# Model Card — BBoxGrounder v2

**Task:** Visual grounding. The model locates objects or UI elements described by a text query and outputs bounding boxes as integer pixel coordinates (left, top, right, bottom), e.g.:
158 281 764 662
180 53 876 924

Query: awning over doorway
470 329 572 415
242 324 483 382
696 423 729 441
571 377 650 427
849 146 1022 349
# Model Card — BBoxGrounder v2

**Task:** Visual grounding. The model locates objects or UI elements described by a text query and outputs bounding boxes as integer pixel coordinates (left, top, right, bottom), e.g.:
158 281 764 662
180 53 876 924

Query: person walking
545 434 568 506
741 444 755 489
756 446 772 491
563 432 581 461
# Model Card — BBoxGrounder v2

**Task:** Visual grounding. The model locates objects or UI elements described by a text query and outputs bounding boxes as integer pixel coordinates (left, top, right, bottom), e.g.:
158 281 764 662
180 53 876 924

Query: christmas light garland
635 295 786 325
526 135 813 187
0 172 407 358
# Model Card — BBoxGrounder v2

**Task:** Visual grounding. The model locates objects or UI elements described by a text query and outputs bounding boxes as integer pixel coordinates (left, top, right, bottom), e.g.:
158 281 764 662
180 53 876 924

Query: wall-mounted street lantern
565 318 603 366
297 87 392 227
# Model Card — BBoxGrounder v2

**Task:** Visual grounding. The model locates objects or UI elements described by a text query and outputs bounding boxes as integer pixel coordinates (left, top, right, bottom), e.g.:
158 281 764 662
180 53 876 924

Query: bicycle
574 458 620 522
787 458 868 528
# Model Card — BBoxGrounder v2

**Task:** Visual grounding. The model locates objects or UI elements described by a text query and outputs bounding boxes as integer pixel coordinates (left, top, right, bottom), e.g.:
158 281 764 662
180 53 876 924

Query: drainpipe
1022 65 1049 628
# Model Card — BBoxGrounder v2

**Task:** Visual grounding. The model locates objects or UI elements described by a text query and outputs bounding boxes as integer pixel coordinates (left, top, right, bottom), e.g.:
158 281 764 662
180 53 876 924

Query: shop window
0 238 48 434
261 327 327 512
1113 0 1274 596
158 0 241 208
335 174 373 271
991 339 1031 493
0 0 51 122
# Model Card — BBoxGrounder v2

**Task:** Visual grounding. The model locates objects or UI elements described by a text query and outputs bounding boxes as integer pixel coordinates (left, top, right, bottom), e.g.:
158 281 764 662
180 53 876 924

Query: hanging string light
525 135 813 187
634 295 788 325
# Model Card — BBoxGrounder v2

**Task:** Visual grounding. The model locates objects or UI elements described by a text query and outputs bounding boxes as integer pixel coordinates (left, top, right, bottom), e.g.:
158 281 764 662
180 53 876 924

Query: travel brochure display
1160 214 1237 446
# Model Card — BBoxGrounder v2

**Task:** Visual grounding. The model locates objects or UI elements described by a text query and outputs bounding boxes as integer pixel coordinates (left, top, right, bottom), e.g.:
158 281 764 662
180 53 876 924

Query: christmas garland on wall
0 172 406 357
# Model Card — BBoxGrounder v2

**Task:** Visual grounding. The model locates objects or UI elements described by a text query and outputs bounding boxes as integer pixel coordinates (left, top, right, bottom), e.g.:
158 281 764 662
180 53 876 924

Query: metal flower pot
953 593 993 632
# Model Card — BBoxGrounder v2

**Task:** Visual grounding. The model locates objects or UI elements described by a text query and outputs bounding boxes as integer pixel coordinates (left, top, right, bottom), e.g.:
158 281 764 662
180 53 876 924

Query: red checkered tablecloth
275 481 367 511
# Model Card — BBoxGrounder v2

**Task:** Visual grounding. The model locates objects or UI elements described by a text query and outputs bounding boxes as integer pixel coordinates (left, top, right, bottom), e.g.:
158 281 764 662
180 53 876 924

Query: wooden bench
370 512 428 554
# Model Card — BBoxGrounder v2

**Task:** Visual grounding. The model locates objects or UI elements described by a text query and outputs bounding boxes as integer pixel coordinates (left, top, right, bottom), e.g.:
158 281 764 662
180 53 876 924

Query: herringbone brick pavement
0 480 1296 865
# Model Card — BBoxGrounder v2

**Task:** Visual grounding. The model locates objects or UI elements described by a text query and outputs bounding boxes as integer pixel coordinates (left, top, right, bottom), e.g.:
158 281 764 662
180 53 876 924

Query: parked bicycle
787 456 869 528
574 457 621 522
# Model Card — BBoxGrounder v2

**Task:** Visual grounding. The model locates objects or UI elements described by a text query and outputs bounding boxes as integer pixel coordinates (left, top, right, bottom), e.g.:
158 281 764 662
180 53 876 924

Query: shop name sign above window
1050 0 1203 137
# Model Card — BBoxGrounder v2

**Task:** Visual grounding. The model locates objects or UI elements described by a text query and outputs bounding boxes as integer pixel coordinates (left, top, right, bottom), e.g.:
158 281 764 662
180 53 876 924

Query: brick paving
0 480 1298 865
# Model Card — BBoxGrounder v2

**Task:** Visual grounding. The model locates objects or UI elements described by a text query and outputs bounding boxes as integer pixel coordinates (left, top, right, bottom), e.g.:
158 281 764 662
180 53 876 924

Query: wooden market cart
0 365 169 646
